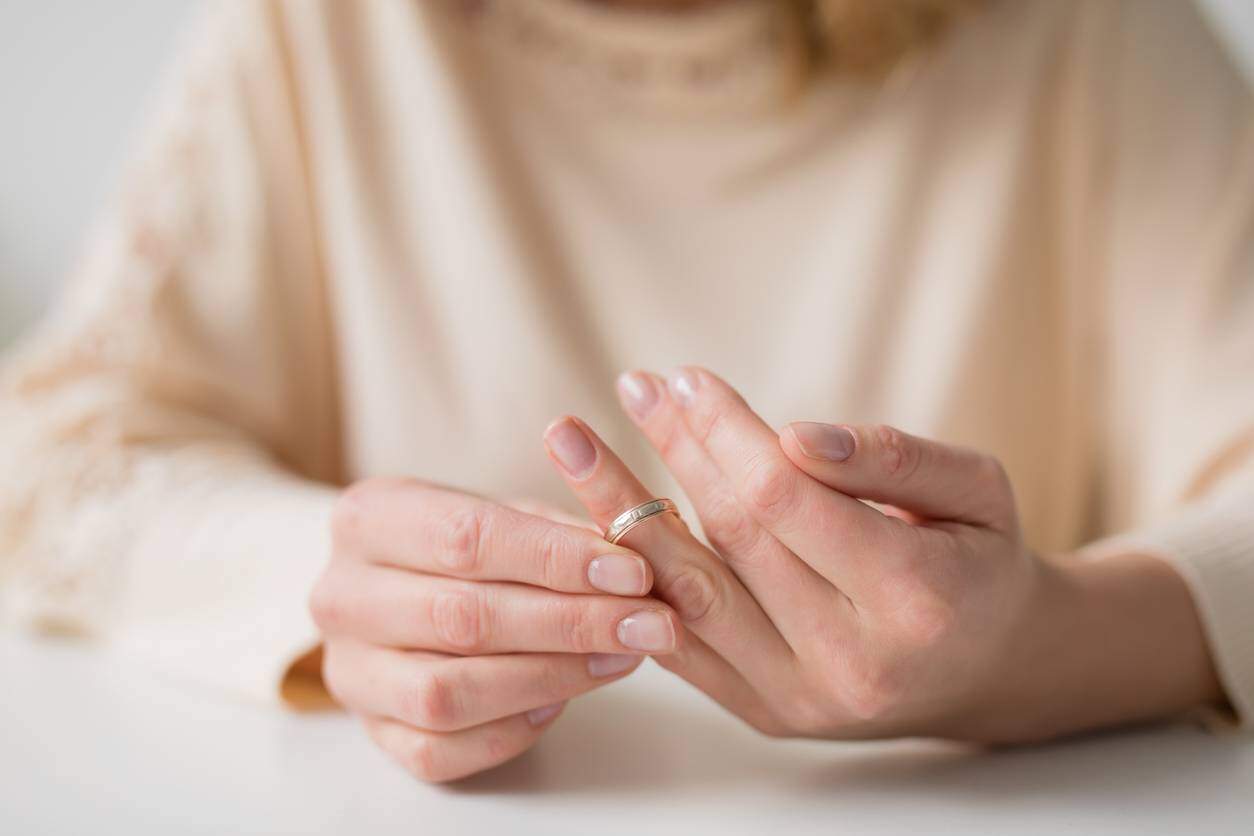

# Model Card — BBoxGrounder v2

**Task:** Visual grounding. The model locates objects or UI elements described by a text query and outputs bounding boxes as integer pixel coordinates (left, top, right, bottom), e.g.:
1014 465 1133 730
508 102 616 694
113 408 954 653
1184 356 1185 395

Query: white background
1 1 1253 347
3 633 1253 836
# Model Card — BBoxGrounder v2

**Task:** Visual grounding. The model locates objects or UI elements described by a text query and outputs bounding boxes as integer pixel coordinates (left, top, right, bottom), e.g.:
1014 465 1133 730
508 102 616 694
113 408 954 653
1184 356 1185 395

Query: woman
1 0 1251 783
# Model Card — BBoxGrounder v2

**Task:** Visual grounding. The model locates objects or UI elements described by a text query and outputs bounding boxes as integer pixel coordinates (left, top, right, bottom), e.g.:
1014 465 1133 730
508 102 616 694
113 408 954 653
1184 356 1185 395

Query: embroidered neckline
466 0 806 118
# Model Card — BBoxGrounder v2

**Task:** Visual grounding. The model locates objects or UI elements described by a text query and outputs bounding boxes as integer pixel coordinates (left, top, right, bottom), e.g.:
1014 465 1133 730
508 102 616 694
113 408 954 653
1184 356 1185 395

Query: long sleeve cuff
1080 483 1254 731
108 472 339 707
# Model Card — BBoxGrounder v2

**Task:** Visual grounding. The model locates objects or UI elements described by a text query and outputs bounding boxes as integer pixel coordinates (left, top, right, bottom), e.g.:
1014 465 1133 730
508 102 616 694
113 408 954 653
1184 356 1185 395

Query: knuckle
483 732 513 763
556 600 598 653
977 455 1015 508
896 592 956 648
978 453 1010 489
331 480 375 549
700 494 762 560
537 526 577 590
405 737 449 783
740 454 797 520
659 564 720 624
876 425 921 483
430 588 485 652
652 417 687 461
877 556 956 647
307 571 344 633
440 506 486 574
403 671 459 730
686 394 726 447
839 653 905 722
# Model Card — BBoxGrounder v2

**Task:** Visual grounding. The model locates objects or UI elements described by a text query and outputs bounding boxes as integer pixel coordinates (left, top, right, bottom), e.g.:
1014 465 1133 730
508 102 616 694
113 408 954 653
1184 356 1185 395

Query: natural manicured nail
616 610 676 653
666 368 698 407
588 554 649 596
790 422 856 462
544 417 597 478
616 371 659 421
527 702 564 726
587 653 639 678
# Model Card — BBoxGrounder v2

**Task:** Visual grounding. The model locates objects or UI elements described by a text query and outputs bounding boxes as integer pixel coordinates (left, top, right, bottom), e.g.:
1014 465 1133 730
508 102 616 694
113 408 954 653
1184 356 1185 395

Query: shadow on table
452 686 1249 801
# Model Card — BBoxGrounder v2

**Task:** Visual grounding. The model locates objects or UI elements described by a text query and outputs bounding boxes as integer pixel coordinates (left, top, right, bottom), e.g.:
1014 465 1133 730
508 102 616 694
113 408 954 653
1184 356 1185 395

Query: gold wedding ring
604 498 681 544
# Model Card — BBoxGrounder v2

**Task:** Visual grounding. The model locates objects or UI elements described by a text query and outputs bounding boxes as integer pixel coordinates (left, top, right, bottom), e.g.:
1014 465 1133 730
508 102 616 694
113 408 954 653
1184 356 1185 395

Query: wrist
954 550 1222 743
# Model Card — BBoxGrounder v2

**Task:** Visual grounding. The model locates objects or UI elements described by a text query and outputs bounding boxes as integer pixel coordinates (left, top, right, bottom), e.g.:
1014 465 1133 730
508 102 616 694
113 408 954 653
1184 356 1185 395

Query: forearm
961 551 1223 744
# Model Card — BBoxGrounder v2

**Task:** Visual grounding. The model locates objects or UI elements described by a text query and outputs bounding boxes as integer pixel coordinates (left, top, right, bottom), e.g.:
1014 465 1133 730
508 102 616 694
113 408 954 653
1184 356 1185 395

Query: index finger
332 478 653 597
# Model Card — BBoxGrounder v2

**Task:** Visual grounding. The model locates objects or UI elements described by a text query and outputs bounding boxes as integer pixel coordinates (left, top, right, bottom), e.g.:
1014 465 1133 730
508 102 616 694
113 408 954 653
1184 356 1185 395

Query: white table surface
2 635 1251 836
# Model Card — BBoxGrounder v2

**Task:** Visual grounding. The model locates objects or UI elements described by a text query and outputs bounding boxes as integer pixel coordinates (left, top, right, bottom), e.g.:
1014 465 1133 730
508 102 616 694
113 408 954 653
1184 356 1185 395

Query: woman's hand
544 367 1221 742
308 478 682 782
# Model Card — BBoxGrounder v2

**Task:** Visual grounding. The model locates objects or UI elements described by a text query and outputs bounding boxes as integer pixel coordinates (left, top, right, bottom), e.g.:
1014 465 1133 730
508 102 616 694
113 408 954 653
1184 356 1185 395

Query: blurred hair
790 0 989 77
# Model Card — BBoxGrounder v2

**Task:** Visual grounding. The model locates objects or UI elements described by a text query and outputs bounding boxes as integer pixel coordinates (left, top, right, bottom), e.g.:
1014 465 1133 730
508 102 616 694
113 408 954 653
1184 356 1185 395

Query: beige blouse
1 0 1252 727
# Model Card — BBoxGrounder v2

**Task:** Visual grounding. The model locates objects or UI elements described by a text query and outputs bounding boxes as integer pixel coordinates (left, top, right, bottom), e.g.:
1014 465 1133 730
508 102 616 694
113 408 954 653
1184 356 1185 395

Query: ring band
605 498 681 544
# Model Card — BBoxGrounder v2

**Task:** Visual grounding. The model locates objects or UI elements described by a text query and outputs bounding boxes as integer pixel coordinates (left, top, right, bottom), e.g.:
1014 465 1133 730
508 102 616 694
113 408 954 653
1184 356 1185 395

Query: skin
592 368 1222 742
309 365 1222 782
309 481 681 783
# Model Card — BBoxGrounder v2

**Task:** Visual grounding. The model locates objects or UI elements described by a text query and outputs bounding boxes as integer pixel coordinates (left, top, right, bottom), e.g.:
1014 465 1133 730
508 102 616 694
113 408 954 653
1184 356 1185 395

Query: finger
333 478 653 596
324 640 641 732
363 706 563 784
781 422 1018 530
616 371 850 644
504 497 599 531
543 415 794 684
311 563 680 655
653 630 790 737
665 366 909 592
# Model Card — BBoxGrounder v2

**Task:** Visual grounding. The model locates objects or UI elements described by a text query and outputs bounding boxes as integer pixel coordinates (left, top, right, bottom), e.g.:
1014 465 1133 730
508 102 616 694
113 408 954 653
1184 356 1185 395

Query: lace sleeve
0 0 342 703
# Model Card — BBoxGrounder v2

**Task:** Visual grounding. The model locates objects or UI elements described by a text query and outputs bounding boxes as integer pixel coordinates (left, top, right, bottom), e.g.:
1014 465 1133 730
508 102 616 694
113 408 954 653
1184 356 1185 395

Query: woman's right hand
309 477 680 783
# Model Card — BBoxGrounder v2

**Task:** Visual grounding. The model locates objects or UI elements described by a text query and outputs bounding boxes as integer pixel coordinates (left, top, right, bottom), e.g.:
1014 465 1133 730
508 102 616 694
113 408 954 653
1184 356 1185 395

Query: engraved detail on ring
604 498 681 544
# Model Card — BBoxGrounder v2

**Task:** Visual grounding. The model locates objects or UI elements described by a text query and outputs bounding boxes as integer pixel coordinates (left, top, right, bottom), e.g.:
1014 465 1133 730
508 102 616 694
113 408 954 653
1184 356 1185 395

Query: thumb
778 422 1017 530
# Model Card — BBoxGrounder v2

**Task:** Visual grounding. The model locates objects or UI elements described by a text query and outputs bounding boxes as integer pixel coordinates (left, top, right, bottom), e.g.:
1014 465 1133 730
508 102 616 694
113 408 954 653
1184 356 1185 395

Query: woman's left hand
543 367 1221 743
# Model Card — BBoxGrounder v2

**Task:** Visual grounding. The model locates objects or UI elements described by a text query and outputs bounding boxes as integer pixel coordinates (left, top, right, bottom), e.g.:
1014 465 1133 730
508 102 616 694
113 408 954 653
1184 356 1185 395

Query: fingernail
588 554 649 596
790 422 855 462
527 701 564 726
587 653 639 678
616 610 676 653
666 368 698 407
544 418 597 478
616 371 659 421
